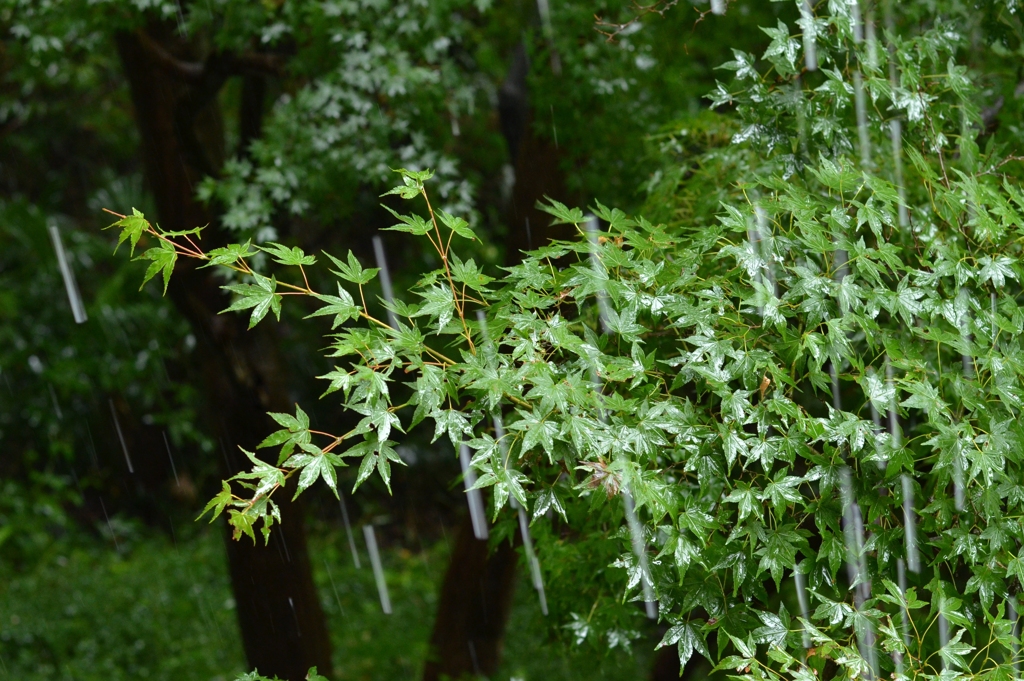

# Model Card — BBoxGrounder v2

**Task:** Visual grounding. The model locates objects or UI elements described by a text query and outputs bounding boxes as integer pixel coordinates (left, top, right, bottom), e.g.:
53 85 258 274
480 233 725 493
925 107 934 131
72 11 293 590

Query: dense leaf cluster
105 1 1024 679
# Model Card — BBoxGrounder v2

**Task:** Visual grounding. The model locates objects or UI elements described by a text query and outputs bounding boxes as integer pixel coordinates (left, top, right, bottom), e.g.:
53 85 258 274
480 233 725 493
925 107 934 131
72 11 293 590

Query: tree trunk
422 515 519 680
500 42 578 262
115 28 333 681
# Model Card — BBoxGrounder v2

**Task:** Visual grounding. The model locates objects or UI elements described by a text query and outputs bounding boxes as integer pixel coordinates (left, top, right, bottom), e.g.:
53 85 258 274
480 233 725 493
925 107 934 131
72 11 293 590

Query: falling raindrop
535 0 561 74
492 407 548 614
173 0 188 37
550 105 559 149
288 596 302 637
339 491 361 569
938 609 950 668
901 476 920 574
48 225 88 324
959 291 976 382
372 235 400 330
885 359 900 448
853 71 871 168
754 205 776 297
867 368 886 470
515 499 549 616
893 558 909 675
884 1 910 228
1008 596 1020 675
108 398 134 474
47 383 63 421
840 468 879 679
850 0 864 43
830 362 842 412
577 239 657 620
746 212 765 319
954 290 973 511
623 489 657 620
585 216 613 333
889 121 909 228
849 1 871 167
218 437 232 470
887 360 920 573
460 441 489 540
362 524 392 614
864 6 879 71
85 420 99 470
794 565 811 649
99 498 120 552
800 0 817 71
163 431 180 487
323 558 346 615
896 560 911 643
794 80 809 157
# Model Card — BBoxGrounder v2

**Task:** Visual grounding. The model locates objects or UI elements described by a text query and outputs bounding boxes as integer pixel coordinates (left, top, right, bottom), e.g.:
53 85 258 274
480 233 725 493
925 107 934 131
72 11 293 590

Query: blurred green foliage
0 519 655 680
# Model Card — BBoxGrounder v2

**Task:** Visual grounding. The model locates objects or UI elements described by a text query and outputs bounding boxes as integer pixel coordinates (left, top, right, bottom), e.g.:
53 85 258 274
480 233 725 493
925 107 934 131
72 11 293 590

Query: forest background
3 1 1024 681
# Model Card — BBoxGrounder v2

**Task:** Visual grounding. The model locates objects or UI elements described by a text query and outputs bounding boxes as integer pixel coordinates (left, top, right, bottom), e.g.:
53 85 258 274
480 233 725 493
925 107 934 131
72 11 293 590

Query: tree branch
134 28 285 83
134 29 204 81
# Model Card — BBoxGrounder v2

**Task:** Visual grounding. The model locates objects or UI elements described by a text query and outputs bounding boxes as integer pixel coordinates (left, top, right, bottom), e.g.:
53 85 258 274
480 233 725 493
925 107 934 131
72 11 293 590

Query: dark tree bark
422 515 519 680
650 645 682 680
499 41 578 263
115 28 333 681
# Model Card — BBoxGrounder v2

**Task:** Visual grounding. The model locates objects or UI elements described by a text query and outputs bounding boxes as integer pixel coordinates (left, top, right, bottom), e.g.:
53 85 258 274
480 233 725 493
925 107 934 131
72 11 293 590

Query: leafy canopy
106 2 1024 679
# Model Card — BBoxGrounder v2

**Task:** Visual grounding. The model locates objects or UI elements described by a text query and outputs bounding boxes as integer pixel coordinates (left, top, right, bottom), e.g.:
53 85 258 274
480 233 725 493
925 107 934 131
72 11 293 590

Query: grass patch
0 522 654 680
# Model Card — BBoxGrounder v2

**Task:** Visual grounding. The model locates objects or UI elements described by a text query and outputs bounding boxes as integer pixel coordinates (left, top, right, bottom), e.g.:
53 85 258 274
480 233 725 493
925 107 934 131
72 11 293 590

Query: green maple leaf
537 197 585 225
413 283 456 330
198 481 234 522
228 508 257 543
222 273 282 329
760 20 799 75
305 668 329 681
202 241 257 268
431 409 471 448
437 209 476 240
900 380 949 421
381 205 433 235
380 167 433 199
323 250 379 285
286 444 343 499
305 284 359 329
510 409 558 459
938 628 974 671
136 239 177 295
106 207 149 256
259 242 316 266
658 621 710 668
978 255 1016 288
260 404 312 463
231 447 285 499
532 487 567 522
449 254 493 291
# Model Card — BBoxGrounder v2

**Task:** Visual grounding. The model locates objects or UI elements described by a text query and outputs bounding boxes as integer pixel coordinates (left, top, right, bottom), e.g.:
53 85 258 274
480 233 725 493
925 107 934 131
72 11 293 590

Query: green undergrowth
0 520 654 680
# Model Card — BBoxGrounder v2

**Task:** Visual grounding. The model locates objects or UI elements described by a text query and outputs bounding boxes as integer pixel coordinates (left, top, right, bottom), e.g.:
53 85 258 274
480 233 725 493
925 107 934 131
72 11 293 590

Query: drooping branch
132 29 204 81
593 0 681 42
133 28 285 83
